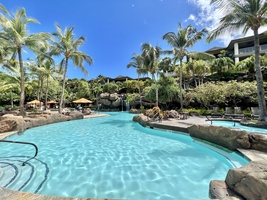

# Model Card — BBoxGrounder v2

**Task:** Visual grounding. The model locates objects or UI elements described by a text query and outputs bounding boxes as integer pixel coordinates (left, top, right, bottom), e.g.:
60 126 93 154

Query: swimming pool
211 120 267 134
0 112 249 200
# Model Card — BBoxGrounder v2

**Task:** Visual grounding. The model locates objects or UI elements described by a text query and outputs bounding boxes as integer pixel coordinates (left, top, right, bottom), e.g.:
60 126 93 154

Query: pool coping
1 114 267 200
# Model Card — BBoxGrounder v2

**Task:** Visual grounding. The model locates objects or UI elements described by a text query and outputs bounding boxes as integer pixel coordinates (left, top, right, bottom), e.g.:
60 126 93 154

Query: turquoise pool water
0 112 249 200
211 120 267 134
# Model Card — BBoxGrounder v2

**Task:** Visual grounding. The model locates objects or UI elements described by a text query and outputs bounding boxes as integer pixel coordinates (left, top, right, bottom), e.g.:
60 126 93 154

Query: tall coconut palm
207 0 267 121
158 57 174 75
141 43 161 107
0 61 32 108
0 4 50 116
162 23 211 111
51 24 93 113
38 60 57 110
127 53 146 106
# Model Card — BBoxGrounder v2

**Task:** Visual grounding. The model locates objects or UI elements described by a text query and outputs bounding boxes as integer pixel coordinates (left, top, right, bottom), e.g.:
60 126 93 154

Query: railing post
0 140 38 166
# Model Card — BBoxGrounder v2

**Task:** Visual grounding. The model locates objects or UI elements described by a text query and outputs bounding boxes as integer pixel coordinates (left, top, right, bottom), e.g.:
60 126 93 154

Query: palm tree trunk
254 29 267 121
10 90 13 108
40 78 44 101
37 78 41 101
18 47 26 117
179 59 183 111
137 73 142 107
154 73 158 107
45 76 49 110
59 58 68 114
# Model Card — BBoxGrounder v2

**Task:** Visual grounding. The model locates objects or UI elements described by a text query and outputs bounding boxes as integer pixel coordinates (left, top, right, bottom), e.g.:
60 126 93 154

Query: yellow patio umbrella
47 100 57 104
73 98 93 104
27 100 42 105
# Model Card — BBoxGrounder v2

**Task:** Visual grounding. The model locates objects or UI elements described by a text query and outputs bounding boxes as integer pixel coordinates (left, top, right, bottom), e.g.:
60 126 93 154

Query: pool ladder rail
206 116 236 126
0 140 38 166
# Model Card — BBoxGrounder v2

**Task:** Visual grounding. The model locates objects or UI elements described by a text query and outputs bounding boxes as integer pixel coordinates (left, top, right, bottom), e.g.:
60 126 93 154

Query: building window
260 44 267 51
239 44 267 54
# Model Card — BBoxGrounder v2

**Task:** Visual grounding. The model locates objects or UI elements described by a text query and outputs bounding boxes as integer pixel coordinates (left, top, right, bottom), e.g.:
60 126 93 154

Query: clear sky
1 0 262 80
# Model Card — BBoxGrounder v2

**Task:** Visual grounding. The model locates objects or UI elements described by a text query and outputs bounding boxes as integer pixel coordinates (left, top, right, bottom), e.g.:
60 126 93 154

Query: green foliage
242 109 251 118
103 83 119 93
126 93 140 103
123 80 142 93
184 108 212 115
187 81 258 108
144 77 180 104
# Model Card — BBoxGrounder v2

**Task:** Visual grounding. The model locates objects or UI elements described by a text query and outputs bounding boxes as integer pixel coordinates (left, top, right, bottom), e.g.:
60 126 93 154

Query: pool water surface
0 112 249 200
211 120 267 134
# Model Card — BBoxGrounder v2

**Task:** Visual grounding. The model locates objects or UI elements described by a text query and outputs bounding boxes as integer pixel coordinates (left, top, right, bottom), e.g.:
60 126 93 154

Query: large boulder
100 98 111 106
225 161 267 200
1 112 83 133
112 98 121 107
99 93 126 109
129 108 141 114
188 125 251 151
0 119 17 133
209 180 243 199
109 93 119 101
100 93 110 99
133 113 148 127
248 134 267 152
169 110 179 118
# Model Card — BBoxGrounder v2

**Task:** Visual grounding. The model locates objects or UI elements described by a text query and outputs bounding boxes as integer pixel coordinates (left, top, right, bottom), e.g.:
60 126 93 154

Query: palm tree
210 57 234 75
141 43 161 107
158 57 174 75
89 79 103 108
0 5 50 116
51 24 93 113
0 61 33 108
127 53 146 106
162 23 210 110
207 0 267 121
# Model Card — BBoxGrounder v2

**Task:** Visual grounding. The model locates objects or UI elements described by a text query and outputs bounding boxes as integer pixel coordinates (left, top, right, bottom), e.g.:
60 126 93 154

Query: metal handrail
0 140 38 166
206 115 212 124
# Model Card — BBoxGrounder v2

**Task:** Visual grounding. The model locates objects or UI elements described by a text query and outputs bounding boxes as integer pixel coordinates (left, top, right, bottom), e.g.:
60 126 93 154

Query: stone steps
0 156 49 194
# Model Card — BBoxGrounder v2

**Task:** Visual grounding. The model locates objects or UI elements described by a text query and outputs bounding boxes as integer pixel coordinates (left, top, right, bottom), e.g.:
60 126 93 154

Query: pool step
0 156 49 194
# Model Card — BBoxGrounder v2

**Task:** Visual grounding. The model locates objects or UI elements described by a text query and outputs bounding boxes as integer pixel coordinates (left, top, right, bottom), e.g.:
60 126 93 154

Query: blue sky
1 0 256 80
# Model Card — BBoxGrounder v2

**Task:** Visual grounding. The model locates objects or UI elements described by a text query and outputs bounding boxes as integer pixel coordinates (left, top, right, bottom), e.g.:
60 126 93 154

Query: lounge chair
224 107 234 118
62 108 71 115
251 107 259 119
210 107 223 118
233 107 244 119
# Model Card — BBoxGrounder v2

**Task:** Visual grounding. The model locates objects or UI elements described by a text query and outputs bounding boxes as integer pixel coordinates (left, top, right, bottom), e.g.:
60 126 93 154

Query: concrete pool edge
0 186 120 200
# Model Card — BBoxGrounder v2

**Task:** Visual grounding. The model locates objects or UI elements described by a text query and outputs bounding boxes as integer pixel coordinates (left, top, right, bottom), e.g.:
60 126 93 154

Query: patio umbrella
73 98 93 104
47 100 57 104
27 100 42 105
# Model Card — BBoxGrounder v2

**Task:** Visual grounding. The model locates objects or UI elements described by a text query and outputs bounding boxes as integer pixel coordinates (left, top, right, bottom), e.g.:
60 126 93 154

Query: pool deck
1 114 267 200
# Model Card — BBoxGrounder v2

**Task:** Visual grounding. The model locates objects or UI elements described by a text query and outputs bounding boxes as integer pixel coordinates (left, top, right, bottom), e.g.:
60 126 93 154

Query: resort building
90 75 151 85
206 32 267 64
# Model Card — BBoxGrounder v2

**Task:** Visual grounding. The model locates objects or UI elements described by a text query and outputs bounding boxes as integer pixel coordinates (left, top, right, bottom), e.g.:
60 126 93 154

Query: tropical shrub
186 81 258 108
146 106 160 118
103 83 119 93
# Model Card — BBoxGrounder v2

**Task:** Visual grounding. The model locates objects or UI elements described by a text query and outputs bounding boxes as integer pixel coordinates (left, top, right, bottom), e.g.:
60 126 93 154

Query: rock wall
100 93 122 108
133 113 148 127
188 124 267 152
225 161 267 200
0 112 83 134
